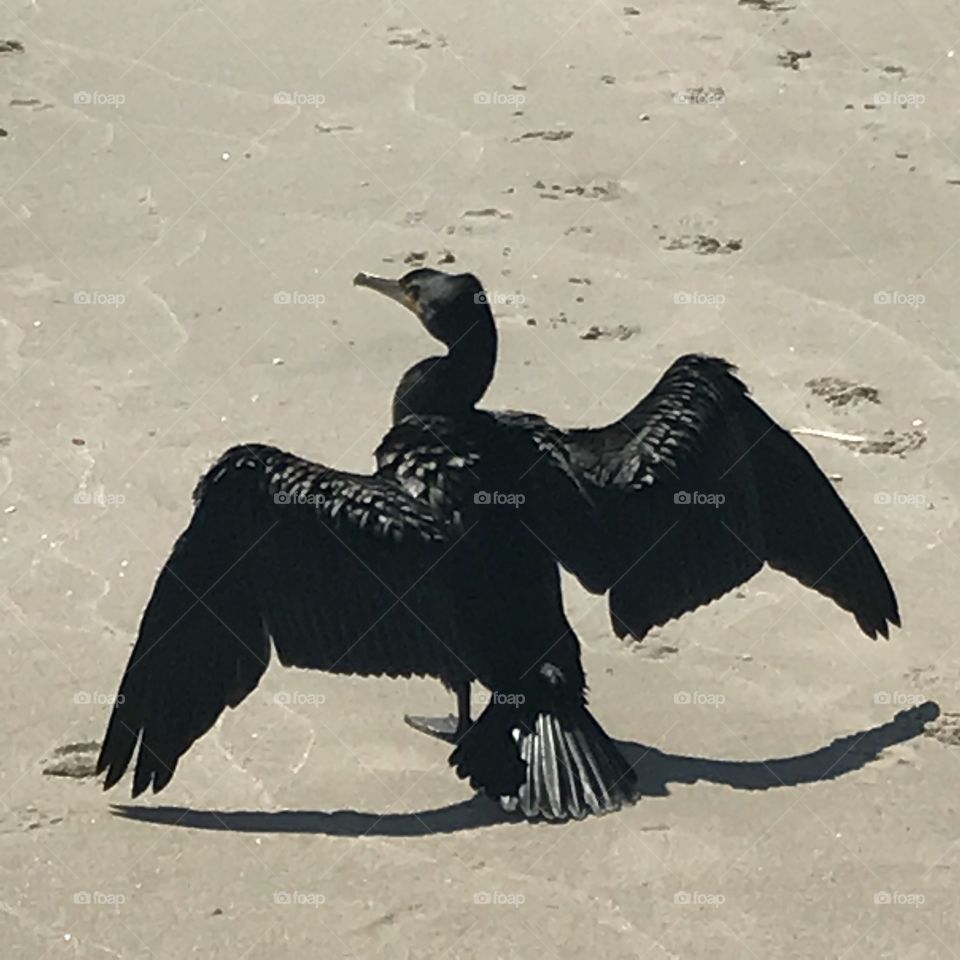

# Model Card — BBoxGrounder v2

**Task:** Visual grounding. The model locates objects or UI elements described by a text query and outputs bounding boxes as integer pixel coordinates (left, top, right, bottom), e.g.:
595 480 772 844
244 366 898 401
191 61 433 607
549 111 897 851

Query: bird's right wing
566 354 900 642
483 410 614 594
97 444 467 797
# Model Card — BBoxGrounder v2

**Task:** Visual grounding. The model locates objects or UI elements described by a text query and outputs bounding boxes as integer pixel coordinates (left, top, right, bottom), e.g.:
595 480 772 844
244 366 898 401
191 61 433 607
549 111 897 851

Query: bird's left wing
97 444 466 797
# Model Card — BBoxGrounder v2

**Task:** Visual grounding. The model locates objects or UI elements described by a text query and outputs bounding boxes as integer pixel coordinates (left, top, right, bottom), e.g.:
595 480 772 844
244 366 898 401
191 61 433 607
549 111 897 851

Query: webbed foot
404 713 470 743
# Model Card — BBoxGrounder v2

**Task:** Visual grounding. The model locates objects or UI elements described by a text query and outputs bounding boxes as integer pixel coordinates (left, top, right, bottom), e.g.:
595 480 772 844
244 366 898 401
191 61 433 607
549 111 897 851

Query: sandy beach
3 0 960 956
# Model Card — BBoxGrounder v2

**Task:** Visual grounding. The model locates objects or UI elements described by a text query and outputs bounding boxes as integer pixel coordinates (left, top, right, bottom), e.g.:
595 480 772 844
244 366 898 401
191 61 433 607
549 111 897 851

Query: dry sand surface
3 0 960 956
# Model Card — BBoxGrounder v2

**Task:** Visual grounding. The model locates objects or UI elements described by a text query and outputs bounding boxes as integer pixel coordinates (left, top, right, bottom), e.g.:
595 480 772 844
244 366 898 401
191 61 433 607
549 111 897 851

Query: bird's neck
392 311 498 422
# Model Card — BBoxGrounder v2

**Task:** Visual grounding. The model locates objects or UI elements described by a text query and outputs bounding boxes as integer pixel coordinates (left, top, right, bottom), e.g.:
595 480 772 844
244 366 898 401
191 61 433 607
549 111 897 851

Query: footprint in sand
580 324 640 342
42 741 101 780
385 26 446 50
923 712 960 747
532 179 622 201
661 233 743 254
806 377 881 409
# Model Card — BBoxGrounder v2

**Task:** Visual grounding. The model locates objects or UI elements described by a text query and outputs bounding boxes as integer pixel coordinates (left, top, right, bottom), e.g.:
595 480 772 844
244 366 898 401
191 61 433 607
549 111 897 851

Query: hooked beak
353 272 418 315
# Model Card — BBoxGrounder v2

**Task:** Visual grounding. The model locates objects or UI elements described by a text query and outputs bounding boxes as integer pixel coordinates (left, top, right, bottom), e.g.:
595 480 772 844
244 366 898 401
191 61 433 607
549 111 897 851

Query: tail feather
553 725 583 820
539 714 563 815
451 700 638 821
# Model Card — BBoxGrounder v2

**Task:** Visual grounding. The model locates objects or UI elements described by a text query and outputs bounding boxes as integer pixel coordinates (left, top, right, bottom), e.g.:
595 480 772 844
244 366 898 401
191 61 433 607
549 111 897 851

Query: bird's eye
405 284 420 301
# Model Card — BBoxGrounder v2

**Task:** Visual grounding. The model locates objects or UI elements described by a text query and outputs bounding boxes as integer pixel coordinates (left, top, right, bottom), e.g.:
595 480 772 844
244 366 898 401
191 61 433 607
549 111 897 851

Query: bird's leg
455 682 472 736
404 681 471 743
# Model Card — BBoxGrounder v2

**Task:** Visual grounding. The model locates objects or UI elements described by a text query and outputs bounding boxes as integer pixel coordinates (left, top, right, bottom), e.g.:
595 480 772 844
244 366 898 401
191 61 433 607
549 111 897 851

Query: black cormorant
96 267 900 822
354 269 901 748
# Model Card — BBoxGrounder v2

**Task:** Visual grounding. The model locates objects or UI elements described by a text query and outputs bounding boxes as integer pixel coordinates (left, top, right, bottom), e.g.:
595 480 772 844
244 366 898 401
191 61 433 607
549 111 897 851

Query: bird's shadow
112 701 939 837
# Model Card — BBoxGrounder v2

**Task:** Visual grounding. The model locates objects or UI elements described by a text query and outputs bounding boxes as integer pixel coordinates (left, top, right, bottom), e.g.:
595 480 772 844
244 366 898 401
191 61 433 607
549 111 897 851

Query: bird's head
353 267 490 347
